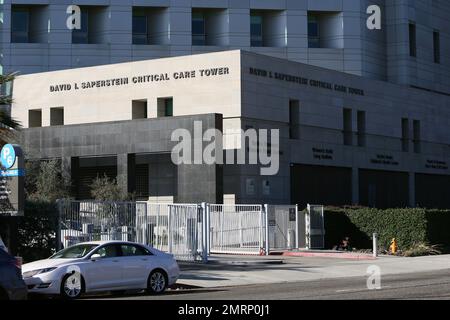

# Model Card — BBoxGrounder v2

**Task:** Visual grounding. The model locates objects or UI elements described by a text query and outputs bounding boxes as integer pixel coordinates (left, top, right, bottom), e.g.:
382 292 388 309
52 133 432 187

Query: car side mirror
91 254 101 261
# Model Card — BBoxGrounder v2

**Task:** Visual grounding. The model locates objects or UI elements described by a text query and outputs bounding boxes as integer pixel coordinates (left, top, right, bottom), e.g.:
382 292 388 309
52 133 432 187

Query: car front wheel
60 273 84 299
146 269 167 294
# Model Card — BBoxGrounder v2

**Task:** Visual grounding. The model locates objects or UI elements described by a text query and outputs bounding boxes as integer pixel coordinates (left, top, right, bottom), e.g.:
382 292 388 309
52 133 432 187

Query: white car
22 241 180 299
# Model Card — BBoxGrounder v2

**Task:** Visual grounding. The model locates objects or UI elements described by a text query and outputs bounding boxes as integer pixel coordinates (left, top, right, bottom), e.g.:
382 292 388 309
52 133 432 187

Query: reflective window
409 22 416 57
133 15 148 45
165 98 173 117
11 9 29 43
250 14 263 47
192 11 206 45
121 245 151 257
308 15 319 48
94 245 120 258
50 244 98 259
433 30 440 64
72 10 89 44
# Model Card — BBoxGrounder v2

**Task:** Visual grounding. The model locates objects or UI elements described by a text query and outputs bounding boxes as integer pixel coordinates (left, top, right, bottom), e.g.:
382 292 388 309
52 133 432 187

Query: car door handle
141 258 148 261
112 260 120 263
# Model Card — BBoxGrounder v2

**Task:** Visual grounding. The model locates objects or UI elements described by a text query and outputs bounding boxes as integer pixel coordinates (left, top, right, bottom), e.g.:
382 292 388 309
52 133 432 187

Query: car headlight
23 267 58 278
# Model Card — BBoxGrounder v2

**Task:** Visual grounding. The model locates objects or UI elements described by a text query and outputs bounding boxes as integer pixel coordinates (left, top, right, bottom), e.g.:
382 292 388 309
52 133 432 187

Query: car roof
74 240 144 246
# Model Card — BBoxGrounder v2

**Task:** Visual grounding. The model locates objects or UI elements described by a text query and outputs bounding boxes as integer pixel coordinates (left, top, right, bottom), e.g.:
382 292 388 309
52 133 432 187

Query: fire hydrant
389 238 398 255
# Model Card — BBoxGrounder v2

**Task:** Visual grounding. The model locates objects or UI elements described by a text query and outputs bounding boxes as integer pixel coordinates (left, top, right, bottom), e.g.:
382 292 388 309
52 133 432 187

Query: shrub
15 200 59 263
324 207 449 253
403 242 442 257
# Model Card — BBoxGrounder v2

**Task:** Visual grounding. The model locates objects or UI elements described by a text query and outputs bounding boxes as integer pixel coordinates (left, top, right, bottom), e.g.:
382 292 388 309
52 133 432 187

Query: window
164 98 173 116
343 108 352 146
289 100 300 140
94 245 120 258
132 12 148 45
132 7 169 45
250 14 263 47
191 8 228 46
11 7 29 43
157 97 173 117
192 11 206 45
50 244 98 259
72 8 89 44
357 111 366 147
72 6 107 44
308 14 319 48
29 109 42 128
120 245 151 257
132 100 147 119
433 30 440 64
308 12 344 49
50 107 64 126
409 22 416 57
401 118 409 152
413 120 421 153
11 5 48 43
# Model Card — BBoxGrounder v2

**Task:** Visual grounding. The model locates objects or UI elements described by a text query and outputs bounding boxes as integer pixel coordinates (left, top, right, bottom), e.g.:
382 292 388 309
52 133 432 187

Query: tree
90 174 129 201
0 72 21 143
28 159 72 202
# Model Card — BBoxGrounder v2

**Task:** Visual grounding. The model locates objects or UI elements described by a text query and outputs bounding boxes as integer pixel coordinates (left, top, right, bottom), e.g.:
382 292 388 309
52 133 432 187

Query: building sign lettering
312 147 334 160
370 154 399 166
249 67 365 96
50 67 230 93
425 160 448 170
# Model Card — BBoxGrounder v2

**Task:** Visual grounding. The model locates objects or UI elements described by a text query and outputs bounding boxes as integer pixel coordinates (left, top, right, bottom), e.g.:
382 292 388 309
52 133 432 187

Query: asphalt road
99 269 450 300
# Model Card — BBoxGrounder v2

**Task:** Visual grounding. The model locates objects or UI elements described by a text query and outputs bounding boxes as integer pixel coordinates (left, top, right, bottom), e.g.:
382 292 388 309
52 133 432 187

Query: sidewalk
176 254 450 288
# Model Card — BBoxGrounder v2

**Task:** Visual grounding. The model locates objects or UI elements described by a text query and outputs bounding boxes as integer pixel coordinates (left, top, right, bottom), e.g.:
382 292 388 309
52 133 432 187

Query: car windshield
50 244 98 259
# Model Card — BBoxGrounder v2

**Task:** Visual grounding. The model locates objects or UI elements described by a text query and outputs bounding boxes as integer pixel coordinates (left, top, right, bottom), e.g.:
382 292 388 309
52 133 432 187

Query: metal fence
266 205 302 250
305 204 325 249
57 200 324 262
57 200 207 262
209 204 265 255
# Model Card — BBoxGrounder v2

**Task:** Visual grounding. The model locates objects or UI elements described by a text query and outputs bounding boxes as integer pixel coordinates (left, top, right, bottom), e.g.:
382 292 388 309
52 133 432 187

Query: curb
208 259 284 265
179 259 284 266
281 251 377 260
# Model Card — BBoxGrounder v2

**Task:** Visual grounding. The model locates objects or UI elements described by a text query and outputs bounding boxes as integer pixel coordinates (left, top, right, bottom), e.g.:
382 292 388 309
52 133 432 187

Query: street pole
373 233 378 258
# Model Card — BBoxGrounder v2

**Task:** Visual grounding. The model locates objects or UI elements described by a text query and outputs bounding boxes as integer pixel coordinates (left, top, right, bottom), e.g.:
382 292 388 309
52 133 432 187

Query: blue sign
1 144 16 170
0 169 25 177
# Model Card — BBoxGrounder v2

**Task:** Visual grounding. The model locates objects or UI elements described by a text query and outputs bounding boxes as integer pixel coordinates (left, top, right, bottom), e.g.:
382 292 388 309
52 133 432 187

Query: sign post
0 144 25 216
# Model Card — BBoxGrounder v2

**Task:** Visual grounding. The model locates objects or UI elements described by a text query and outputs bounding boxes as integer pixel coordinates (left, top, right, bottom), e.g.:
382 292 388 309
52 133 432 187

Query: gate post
305 204 310 250
201 202 208 263
206 203 211 256
264 204 269 256
56 199 62 252
168 205 172 254
295 204 299 249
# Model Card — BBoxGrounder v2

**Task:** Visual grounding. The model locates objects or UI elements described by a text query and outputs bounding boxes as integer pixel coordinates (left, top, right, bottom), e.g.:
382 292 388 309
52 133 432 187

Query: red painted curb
281 251 377 260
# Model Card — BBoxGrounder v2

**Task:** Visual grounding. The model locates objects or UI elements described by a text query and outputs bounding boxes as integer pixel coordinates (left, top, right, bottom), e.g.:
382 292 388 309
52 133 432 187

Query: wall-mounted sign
312 147 334 160
246 178 256 196
0 144 25 216
49 67 231 93
370 154 399 166
425 160 448 170
262 180 270 195
249 67 365 96
289 208 296 222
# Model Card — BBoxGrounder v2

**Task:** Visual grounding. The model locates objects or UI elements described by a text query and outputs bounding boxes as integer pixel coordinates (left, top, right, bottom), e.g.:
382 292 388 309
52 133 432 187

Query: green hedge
16 201 59 263
324 207 450 252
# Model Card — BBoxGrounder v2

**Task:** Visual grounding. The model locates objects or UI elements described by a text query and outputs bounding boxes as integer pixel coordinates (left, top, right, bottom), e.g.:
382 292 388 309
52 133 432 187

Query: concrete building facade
11 50 450 208
1 0 449 95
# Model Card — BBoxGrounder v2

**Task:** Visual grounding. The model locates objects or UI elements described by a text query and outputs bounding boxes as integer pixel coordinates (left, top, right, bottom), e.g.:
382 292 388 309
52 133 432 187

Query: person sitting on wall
333 237 353 252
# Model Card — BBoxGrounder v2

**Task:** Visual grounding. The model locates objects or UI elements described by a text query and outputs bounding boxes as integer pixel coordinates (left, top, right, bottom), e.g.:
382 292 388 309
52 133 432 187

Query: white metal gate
209 204 266 255
266 205 299 250
58 200 207 262
305 204 325 249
